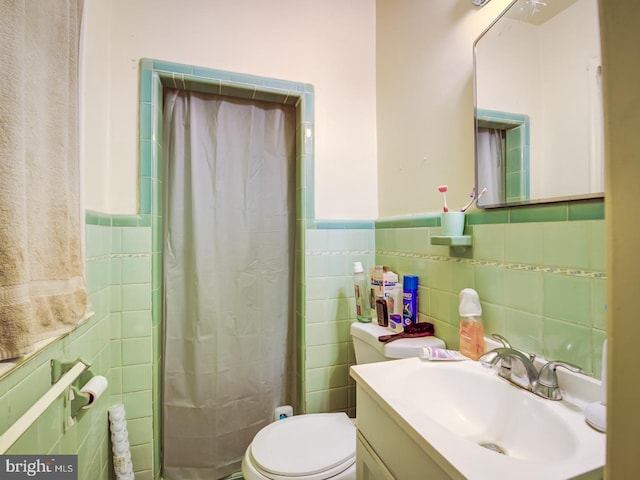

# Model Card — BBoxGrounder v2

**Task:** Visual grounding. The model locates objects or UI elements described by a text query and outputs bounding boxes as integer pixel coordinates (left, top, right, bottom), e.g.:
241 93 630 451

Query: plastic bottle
458 288 484 360
388 283 403 316
353 262 371 322
376 297 389 326
402 275 419 326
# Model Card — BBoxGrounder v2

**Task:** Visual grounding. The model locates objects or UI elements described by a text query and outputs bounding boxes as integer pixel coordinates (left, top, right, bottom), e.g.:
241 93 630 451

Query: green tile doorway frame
138 58 314 476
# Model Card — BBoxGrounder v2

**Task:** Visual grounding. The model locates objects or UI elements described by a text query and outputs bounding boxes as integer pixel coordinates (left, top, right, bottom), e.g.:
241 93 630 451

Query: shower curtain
162 89 296 479
476 127 505 205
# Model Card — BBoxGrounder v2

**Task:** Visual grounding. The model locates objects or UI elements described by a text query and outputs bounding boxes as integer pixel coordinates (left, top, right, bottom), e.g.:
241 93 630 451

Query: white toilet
241 322 446 480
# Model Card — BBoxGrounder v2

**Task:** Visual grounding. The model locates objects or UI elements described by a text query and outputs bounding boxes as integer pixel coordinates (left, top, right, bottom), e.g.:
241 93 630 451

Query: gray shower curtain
476 127 505 205
162 89 296 479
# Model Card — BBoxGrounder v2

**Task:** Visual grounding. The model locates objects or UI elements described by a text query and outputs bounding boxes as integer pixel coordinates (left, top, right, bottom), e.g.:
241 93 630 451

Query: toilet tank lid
350 322 392 346
350 322 446 359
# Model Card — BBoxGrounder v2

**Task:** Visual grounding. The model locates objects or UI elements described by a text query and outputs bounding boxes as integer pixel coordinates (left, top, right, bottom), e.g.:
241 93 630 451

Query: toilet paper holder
51 358 96 417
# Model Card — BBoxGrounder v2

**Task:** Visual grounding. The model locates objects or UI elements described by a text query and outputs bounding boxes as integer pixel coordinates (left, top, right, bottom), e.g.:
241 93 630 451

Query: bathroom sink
399 365 576 462
351 357 605 480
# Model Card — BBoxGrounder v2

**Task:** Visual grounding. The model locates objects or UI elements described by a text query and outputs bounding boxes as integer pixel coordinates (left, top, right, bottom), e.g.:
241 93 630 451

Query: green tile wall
87 218 156 480
302 222 375 417
374 203 606 378
0 218 142 479
291 208 602 416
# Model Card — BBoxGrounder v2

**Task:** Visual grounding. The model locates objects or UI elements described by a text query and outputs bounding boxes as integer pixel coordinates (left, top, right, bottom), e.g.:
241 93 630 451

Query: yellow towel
0 0 86 360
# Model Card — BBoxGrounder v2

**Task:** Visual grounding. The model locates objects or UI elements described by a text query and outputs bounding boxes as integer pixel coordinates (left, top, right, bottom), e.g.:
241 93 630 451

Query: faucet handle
534 361 582 400
491 333 511 348
490 333 536 362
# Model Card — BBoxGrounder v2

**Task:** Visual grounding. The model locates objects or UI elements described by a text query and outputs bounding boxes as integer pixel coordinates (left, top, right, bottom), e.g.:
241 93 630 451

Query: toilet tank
350 322 446 364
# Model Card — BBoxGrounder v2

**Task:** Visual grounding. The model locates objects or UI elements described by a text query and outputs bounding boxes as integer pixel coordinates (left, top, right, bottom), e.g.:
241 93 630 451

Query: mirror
474 0 604 207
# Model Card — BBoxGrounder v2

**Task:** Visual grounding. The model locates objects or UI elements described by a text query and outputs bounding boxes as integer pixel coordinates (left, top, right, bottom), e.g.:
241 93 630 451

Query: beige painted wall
82 0 378 219
80 0 112 211
376 0 513 217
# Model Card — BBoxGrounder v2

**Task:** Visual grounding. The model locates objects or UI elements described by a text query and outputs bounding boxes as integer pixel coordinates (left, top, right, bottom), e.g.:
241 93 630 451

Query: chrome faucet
480 347 540 390
534 361 582 401
479 336 581 401
487 334 536 380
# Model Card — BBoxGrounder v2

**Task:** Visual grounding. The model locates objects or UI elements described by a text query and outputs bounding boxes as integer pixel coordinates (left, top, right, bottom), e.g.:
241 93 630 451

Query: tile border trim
377 250 606 279
375 198 604 229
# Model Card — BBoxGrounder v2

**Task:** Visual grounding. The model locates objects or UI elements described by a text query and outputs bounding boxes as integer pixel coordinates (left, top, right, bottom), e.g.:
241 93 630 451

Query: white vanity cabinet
356 432 394 480
351 357 605 480
354 383 455 480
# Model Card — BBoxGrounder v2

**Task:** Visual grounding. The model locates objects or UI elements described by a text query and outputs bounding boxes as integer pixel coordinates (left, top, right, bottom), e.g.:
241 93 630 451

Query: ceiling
505 0 580 26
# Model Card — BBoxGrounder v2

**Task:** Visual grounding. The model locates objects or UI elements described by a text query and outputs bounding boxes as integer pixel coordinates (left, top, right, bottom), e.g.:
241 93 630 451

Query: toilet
241 322 446 480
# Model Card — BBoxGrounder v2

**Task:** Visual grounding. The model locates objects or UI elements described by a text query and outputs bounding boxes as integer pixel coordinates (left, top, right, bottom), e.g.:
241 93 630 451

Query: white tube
420 347 471 361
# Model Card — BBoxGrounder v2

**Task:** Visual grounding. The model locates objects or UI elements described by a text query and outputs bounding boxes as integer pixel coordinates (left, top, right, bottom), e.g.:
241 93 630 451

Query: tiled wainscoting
301 200 606 417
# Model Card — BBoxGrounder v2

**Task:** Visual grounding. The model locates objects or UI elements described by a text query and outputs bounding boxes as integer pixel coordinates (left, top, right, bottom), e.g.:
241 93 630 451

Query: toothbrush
475 187 488 205
438 185 449 212
460 187 476 212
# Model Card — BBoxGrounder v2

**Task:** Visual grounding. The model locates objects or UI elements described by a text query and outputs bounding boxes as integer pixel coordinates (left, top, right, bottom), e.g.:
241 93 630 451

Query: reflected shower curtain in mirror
476 128 505 205
162 89 296 479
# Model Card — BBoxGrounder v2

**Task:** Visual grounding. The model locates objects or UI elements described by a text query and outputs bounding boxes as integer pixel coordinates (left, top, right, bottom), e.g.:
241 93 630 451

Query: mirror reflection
474 0 604 207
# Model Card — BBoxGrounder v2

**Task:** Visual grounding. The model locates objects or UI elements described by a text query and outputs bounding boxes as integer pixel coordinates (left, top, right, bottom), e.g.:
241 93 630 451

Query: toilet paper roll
111 429 129 444
109 419 126 432
108 403 126 420
80 375 108 409
112 442 131 456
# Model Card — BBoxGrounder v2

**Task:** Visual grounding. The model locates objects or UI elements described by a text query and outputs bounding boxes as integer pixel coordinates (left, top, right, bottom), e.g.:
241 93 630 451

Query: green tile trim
465 208 510 225
376 198 604 228
151 59 312 110
509 203 568 223
140 68 153 103
112 215 140 227
86 210 148 228
85 210 112 226
298 199 603 232
477 109 531 203
476 108 529 126
139 58 153 70
152 60 193 75
141 58 315 219
138 214 152 227
375 214 440 229
568 198 605 221
312 220 374 230
376 250 605 279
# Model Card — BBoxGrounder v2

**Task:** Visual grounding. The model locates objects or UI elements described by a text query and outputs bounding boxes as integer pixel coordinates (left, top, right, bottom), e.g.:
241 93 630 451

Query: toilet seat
248 413 356 480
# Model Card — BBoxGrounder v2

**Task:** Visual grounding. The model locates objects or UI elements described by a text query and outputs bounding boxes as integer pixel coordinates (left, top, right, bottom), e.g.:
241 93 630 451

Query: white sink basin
401 366 577 462
351 357 605 480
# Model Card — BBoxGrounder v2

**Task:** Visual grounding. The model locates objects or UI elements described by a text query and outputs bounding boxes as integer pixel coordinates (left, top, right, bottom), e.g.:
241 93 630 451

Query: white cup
441 212 466 236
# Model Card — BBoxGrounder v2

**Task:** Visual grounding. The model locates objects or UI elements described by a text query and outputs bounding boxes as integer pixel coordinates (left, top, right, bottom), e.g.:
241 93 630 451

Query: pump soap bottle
458 288 484 360
353 262 371 322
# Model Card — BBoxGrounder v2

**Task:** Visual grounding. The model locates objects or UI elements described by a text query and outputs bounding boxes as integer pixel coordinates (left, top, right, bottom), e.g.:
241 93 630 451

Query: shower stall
161 88 297 479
